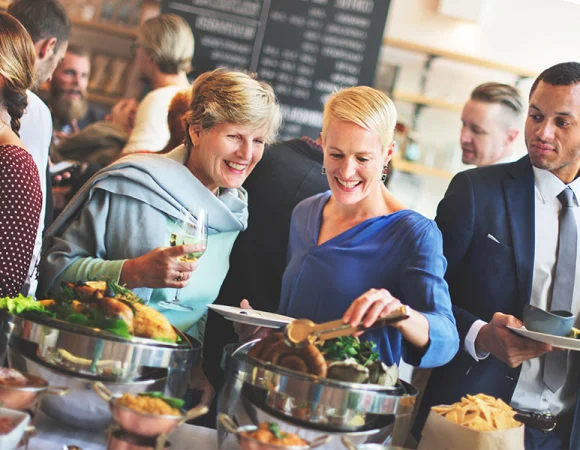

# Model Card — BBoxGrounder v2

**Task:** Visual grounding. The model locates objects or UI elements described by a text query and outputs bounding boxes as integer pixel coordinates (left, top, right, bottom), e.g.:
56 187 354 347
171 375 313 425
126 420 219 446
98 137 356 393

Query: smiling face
186 122 267 193
323 120 390 206
526 81 580 183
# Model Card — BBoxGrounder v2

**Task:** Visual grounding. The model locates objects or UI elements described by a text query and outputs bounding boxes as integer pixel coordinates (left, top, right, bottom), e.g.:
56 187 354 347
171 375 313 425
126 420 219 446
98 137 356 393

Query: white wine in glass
159 208 208 311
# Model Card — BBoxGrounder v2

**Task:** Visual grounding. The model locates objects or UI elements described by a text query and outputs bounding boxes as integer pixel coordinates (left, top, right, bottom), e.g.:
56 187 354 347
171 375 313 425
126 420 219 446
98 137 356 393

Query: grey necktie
543 187 577 393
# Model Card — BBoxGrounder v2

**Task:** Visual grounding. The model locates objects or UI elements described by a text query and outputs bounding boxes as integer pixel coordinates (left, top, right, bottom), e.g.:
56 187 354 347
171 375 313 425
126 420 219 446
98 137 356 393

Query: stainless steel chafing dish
217 341 418 450
2 312 200 429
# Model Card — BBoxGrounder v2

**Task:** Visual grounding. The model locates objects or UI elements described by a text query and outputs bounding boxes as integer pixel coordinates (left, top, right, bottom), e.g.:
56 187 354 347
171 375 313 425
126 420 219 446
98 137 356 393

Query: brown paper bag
418 410 524 450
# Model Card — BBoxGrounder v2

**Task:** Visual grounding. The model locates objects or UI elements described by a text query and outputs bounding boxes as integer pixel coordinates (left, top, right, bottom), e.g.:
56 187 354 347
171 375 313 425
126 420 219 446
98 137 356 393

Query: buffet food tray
1 312 199 381
224 341 417 417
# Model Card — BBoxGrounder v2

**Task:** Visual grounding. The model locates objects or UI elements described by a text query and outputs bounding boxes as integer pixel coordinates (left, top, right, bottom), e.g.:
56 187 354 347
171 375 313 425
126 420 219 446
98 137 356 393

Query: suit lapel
502 157 535 309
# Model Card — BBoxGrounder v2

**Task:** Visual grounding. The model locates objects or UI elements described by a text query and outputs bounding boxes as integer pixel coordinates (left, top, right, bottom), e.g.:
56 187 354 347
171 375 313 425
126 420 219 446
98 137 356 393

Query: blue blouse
279 191 459 368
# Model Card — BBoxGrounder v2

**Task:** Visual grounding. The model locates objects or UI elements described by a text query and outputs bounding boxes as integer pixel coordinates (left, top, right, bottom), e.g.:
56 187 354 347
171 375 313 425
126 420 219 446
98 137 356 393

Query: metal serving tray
1 312 199 381
223 341 416 417
218 341 418 449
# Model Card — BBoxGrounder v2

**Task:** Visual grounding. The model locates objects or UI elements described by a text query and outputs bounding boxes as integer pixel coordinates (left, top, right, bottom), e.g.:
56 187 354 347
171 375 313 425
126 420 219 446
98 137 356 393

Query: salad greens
0 294 53 316
318 336 380 366
138 391 185 410
0 281 179 344
106 280 144 304
267 422 288 440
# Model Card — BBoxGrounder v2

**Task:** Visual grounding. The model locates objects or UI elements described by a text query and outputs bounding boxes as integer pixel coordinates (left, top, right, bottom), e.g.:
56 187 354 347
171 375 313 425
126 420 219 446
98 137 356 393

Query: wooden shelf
384 37 538 79
393 154 454 180
393 90 463 112
70 18 138 39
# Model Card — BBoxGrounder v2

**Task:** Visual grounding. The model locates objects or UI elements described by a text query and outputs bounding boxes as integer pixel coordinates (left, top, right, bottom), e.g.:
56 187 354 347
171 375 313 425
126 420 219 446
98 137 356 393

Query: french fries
432 393 522 431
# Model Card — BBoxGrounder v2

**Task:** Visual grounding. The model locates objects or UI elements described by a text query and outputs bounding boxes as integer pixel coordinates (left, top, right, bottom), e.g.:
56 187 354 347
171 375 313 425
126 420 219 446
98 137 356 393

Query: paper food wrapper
418 410 524 450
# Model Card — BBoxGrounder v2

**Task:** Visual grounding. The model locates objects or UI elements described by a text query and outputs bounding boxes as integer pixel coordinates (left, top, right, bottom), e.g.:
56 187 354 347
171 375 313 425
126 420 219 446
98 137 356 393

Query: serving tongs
284 305 409 348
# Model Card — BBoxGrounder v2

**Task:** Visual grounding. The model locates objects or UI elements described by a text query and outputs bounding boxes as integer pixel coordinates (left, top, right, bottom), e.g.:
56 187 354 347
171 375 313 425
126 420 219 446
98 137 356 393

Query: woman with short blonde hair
241 85 458 370
322 86 398 150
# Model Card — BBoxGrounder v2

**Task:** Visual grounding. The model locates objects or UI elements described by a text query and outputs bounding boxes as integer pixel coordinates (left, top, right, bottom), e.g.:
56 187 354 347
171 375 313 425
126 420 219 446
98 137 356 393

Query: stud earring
321 167 326 175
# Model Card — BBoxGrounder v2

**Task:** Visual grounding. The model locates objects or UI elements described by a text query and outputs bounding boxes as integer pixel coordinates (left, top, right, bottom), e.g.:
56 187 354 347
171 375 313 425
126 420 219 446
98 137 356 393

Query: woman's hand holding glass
159 209 208 311
120 244 200 289
344 288 430 350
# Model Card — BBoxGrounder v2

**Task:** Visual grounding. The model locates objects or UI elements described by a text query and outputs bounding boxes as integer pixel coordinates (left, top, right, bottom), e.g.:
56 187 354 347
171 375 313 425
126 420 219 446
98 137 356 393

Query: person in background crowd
49 90 187 218
40 69 282 407
414 62 580 450
120 14 194 154
0 13 42 296
237 86 459 372
46 45 107 144
7 0 70 297
203 135 329 418
460 82 523 166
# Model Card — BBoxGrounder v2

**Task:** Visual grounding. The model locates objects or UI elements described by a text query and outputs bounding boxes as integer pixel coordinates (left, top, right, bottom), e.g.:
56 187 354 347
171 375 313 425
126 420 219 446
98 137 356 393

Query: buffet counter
28 411 233 450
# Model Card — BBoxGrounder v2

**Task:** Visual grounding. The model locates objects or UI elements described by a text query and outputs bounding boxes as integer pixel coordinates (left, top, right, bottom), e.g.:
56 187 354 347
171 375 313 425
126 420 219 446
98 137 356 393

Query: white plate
507 326 580 351
207 304 293 328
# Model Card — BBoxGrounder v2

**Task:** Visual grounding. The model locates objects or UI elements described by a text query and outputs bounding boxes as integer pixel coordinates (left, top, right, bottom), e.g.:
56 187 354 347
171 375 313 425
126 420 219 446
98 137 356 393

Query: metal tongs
284 305 409 348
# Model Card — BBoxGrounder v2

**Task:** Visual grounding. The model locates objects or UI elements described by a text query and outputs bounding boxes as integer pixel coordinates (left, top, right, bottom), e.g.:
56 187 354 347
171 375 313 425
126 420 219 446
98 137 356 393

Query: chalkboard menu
162 0 391 140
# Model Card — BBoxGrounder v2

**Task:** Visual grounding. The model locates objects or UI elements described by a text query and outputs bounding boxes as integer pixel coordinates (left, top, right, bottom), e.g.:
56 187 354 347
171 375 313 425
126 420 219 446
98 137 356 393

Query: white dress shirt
18 91 52 296
465 167 580 415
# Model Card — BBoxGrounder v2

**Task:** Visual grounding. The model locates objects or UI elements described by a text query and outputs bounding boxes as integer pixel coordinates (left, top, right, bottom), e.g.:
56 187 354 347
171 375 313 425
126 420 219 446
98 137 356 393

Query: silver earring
381 166 388 182
321 167 326 175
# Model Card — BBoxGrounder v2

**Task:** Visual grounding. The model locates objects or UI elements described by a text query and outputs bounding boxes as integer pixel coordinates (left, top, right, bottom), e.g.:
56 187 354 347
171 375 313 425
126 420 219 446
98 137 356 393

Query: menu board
162 0 391 140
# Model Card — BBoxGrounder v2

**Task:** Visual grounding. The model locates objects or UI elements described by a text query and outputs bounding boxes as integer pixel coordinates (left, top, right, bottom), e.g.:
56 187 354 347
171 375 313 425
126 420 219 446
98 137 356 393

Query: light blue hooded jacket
40 145 248 342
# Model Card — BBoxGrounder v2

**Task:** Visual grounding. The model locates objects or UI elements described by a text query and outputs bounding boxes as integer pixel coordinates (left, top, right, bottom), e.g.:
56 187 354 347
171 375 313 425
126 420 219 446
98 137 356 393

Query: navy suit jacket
414 156 579 447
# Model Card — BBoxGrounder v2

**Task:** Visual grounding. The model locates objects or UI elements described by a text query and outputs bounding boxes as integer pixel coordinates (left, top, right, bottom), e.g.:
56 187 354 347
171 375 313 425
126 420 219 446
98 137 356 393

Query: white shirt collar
532 166 580 205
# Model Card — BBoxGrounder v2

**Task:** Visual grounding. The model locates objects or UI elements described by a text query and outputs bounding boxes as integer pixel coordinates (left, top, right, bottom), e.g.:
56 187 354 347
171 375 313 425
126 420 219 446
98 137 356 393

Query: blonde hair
184 68 282 145
140 14 194 74
471 82 523 117
322 86 397 151
0 13 36 135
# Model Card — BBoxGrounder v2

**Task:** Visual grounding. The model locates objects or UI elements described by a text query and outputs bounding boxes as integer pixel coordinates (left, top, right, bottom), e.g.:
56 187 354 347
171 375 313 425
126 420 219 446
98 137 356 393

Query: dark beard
50 88 89 128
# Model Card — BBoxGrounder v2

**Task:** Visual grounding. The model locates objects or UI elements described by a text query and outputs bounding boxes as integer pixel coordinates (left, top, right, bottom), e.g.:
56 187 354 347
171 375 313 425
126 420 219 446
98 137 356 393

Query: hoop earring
381 165 388 182
321 167 326 175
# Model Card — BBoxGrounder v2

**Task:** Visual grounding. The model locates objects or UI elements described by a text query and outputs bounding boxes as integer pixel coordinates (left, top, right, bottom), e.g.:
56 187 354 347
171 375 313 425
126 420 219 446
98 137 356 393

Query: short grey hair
184 68 282 146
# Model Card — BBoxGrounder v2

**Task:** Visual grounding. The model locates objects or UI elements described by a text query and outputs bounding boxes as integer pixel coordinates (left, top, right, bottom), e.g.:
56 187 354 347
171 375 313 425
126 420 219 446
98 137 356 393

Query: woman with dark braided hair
0 13 42 296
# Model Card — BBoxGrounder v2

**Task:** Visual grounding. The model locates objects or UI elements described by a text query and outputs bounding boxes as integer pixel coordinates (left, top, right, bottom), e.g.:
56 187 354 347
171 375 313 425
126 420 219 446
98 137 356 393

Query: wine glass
159 208 208 311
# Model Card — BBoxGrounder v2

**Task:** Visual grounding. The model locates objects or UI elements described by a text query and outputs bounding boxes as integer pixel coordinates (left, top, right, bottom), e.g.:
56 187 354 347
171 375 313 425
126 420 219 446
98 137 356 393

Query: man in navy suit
414 62 580 450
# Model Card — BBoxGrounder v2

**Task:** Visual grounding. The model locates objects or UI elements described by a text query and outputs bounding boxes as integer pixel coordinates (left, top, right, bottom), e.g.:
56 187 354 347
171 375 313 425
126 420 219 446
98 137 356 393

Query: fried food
248 333 284 359
251 333 327 377
64 281 177 342
98 297 135 334
132 303 177 342
240 422 308 447
432 393 521 431
117 393 181 416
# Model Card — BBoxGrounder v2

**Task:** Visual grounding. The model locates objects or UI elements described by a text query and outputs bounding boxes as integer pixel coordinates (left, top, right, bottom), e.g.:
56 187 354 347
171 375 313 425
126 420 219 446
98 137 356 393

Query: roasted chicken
61 281 177 342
